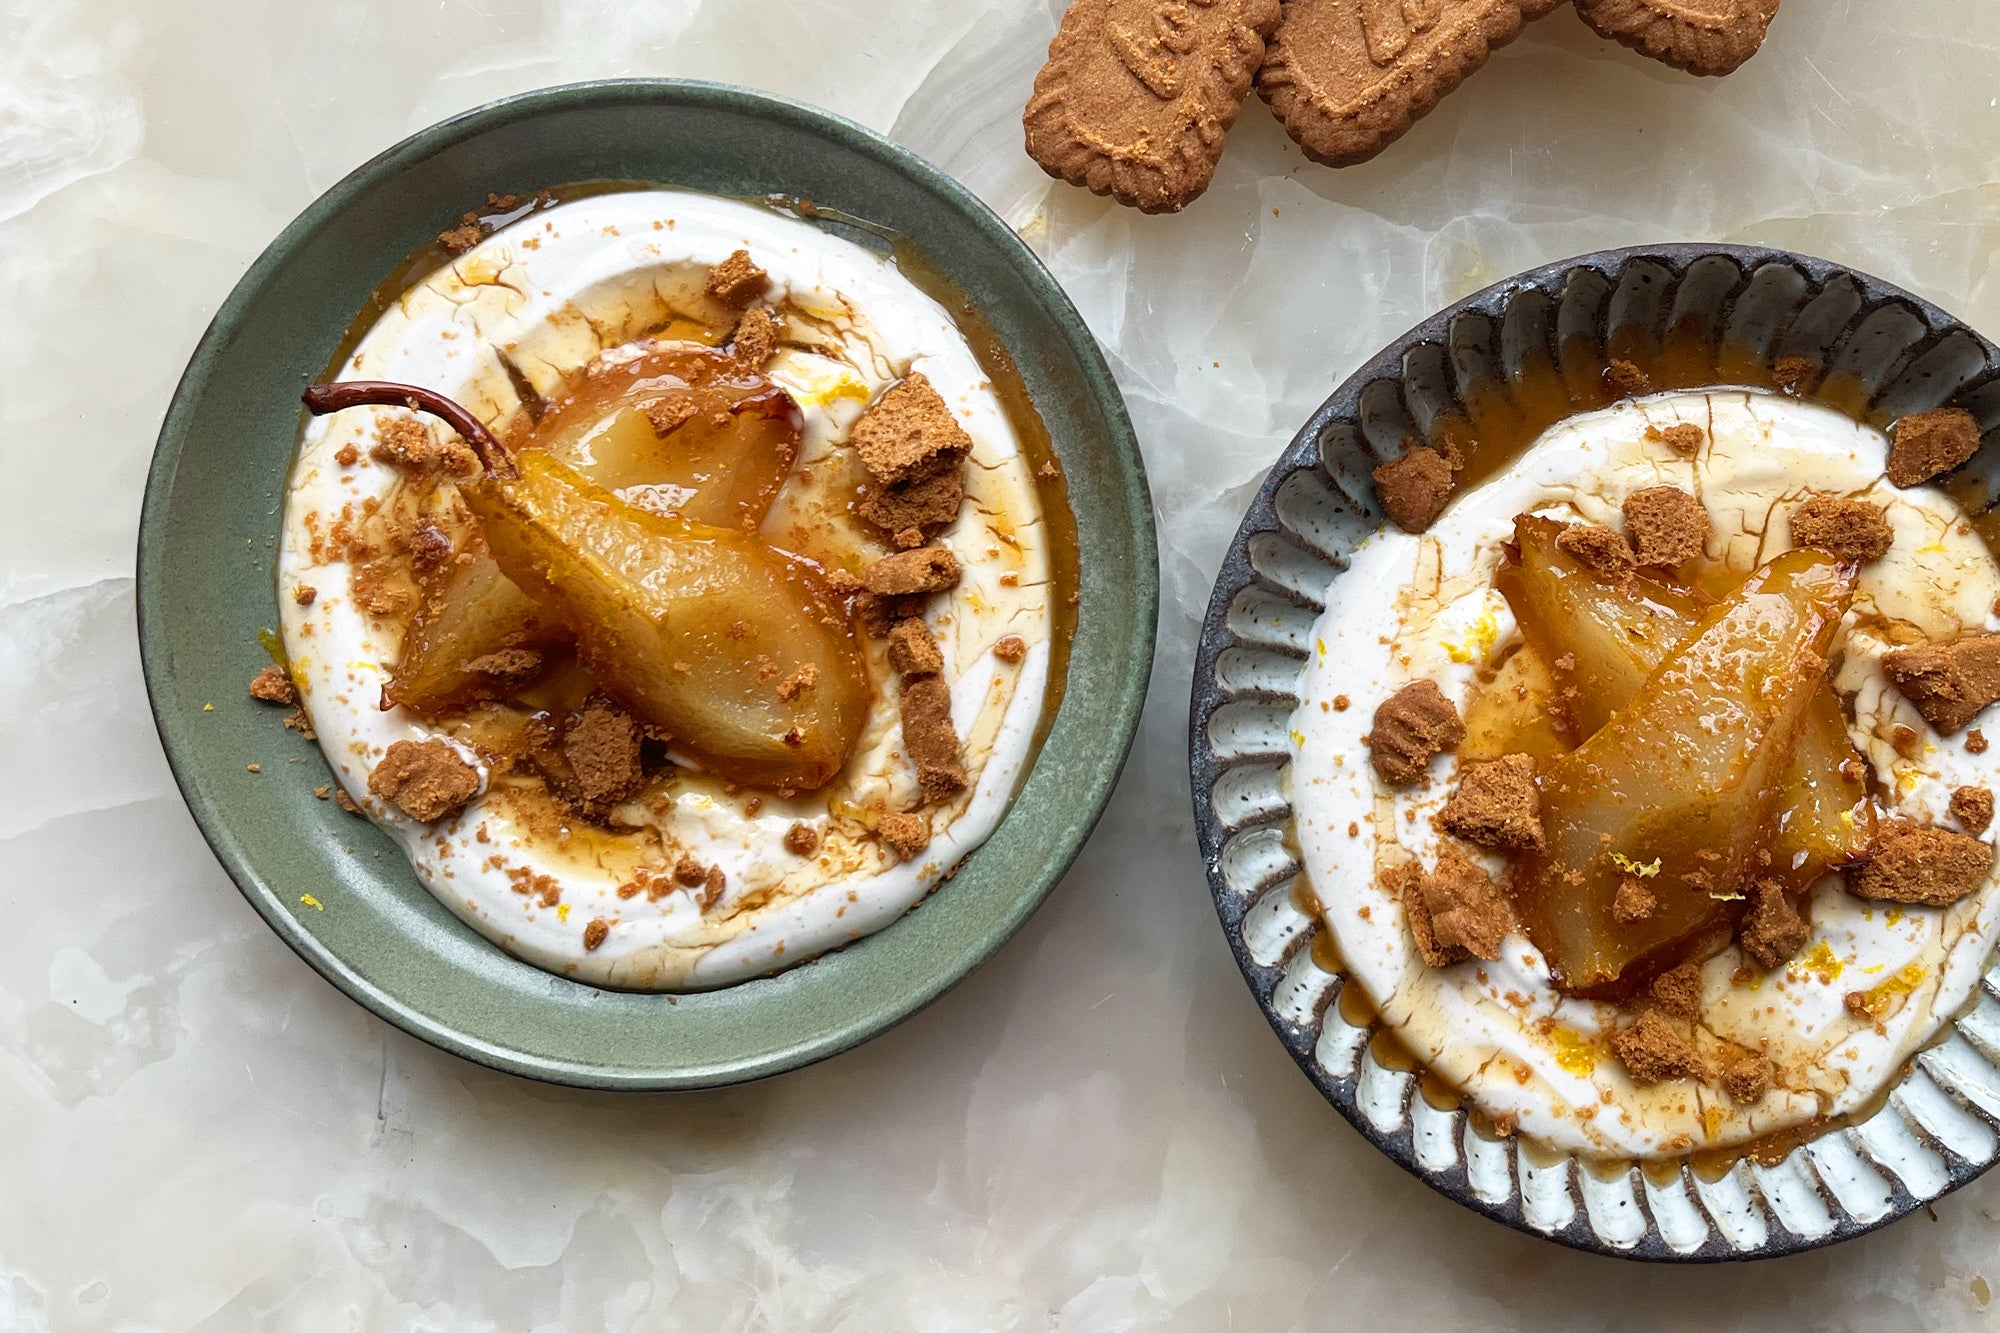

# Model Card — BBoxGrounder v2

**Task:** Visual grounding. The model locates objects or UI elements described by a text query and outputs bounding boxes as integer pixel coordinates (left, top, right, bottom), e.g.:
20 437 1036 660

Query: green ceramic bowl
138 80 1155 1088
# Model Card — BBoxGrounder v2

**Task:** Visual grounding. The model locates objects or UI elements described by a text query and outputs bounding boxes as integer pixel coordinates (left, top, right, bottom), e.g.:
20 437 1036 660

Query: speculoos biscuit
1573 0 1781 77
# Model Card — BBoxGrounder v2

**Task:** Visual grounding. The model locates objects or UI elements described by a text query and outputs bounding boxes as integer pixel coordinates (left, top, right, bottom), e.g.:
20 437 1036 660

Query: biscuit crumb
1438 754 1542 850
583 918 610 952
1556 522 1636 581
437 213 485 253
334 442 360 467
993 634 1028 664
1883 633 2000 734
249 665 295 705
863 546 961 596
850 372 973 486
1372 446 1455 534
1604 359 1652 398
1720 1053 1771 1104
702 865 726 909
1611 1011 1702 1085
371 417 476 475
367 739 480 823
1649 961 1703 1020
1368 679 1464 786
732 305 780 367
1973 729 1991 755
1622 486 1709 566
1740 880 1809 970
335 788 364 817
1888 408 1982 488
527 694 645 822
294 584 318 606
901 675 965 803
283 707 315 740
1951 785 1995 835
1644 422 1704 456
1848 823 1995 907
645 392 698 437
462 648 544 690
879 811 931 860
314 784 331 800
673 853 707 887
784 822 820 857
705 249 769 307
1773 355 1815 394
858 469 965 538
887 619 944 676
1612 877 1657 924
777 664 819 700
1402 846 1511 967
1790 495 1894 563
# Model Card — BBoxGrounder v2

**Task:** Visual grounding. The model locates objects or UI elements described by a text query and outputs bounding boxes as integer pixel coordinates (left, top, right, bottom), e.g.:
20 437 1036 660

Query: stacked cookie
1025 0 1782 213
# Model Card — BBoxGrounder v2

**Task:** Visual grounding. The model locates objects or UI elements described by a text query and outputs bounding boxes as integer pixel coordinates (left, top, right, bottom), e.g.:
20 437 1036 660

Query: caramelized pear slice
464 452 868 789
1497 515 1873 876
383 546 562 715
533 344 802 532
1511 550 1856 995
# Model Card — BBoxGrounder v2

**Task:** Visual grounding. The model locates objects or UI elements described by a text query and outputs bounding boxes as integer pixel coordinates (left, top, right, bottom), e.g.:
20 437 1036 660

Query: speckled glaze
1190 244 2000 1260
138 80 1156 1089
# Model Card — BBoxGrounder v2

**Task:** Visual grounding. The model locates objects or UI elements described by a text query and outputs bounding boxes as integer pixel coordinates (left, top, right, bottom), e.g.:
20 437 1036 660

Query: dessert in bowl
277 187 1075 991
1193 247 2000 1255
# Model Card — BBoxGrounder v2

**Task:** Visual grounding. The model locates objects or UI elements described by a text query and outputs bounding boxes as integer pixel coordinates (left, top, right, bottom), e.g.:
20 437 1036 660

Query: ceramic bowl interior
140 80 1156 1089
1190 243 2000 1260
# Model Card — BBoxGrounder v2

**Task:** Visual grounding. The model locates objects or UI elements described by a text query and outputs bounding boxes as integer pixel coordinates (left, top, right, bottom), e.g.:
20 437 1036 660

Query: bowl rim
1188 241 2000 1260
138 77 1157 1089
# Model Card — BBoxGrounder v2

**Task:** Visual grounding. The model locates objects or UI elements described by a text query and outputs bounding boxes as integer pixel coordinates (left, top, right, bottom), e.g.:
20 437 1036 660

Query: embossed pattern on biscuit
1025 0 1284 214
1574 0 1781 77
1256 0 1563 168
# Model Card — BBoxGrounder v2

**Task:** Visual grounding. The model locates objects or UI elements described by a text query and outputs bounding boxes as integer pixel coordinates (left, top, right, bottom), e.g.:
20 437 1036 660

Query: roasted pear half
305 381 869 790
1497 515 1872 883
1509 549 1857 995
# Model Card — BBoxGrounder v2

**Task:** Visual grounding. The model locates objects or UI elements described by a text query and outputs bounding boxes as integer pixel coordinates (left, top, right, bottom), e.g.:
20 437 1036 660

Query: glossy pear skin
1496 516 1872 882
1509 550 1856 995
463 453 869 790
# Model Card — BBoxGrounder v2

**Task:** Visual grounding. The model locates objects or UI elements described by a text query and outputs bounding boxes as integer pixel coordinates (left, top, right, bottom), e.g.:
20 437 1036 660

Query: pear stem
301 380 519 480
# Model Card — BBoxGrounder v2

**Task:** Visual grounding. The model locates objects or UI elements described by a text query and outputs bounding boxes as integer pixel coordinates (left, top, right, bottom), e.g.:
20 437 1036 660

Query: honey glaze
301 180 1080 864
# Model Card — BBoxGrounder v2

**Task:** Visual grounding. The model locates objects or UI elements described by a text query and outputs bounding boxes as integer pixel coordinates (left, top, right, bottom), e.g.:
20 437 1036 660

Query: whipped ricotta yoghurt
1291 389 2000 1158
278 190 1060 990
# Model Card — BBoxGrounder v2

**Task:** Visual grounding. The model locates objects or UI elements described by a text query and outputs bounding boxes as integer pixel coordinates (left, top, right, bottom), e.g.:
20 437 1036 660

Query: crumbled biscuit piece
283 707 315 740
249 665 295 704
1648 960 1702 1020
863 546 961 596
1888 408 1982 488
702 865 726 909
1402 845 1512 968
783 823 820 857
1973 729 1991 755
1773 355 1815 395
645 392 698 437
335 788 364 817
673 853 707 887
293 584 318 606
1644 422 1704 456
705 249 769 307
371 417 476 475
1951 785 1995 835
1613 877 1657 923
438 213 485 253
1790 494 1894 563
367 739 480 823
1371 446 1455 534
527 694 645 821
850 372 973 486
1604 359 1652 398
857 469 965 538
1847 823 1995 907
901 675 966 803
993 634 1028 664
1611 1010 1703 1085
1740 880 1810 970
1368 679 1465 786
408 524 454 572
314 785 331 800
583 918 610 952
1622 486 1709 566
1720 1053 1771 1104
1556 522 1636 581
334 442 360 467
879 811 931 860
777 664 818 700
461 648 545 689
1883 633 2000 734
1439 754 1542 851
732 305 780 367
887 619 944 676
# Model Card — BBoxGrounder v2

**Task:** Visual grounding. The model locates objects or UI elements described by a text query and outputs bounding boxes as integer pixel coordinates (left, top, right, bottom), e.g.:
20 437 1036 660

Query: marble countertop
8 0 2000 1326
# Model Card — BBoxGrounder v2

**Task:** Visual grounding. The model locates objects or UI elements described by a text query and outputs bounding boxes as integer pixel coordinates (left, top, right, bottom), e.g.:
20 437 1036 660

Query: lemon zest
301 894 324 911
1611 853 1661 878
556 903 571 923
